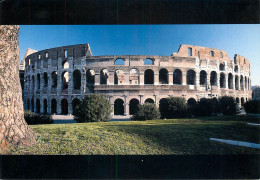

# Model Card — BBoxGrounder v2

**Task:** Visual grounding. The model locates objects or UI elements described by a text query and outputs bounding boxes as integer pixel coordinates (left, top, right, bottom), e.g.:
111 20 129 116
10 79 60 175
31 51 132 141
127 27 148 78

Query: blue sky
19 25 260 86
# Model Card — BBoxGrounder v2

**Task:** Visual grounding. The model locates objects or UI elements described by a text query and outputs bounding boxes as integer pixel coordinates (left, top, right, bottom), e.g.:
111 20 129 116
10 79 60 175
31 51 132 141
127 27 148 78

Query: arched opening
129 98 139 115
241 97 245 106
187 98 197 106
37 73 40 89
210 71 217 86
114 58 125 65
43 72 48 87
199 70 207 85
51 71 57 88
159 68 168 84
145 98 154 103
234 66 238 72
173 69 182 84
186 70 196 85
31 98 34 112
62 60 69 69
144 58 154 65
27 99 30 110
240 75 244 90
62 71 69 89
72 98 81 115
144 69 154 84
73 70 81 89
130 68 139 85
236 97 239 104
51 99 57 114
36 99 40 113
235 75 239 90
64 50 68 58
220 73 226 88
219 63 225 71
86 69 95 93
114 70 124 85
159 98 168 118
61 98 68 115
114 99 124 115
100 69 109 85
32 75 35 90
43 99 47 114
228 73 233 89
248 78 250 90
245 77 247 90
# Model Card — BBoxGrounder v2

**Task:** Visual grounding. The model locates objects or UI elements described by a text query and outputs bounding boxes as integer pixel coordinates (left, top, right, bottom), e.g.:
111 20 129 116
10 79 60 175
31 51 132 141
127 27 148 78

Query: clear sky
19 25 260 86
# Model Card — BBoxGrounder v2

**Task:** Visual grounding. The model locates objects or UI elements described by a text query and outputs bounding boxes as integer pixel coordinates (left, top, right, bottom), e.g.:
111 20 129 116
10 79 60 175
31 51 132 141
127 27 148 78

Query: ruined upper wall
234 54 250 69
175 44 231 63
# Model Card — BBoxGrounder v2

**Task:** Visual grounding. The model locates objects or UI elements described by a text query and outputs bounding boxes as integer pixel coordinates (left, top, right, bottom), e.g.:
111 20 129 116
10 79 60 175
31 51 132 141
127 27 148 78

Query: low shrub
160 97 188 118
132 103 161 121
189 98 220 116
74 94 112 123
244 100 260 114
24 110 53 125
218 96 237 115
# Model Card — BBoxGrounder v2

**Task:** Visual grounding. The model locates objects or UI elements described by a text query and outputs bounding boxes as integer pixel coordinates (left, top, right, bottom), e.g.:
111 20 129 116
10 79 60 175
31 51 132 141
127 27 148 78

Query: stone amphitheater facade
22 43 252 116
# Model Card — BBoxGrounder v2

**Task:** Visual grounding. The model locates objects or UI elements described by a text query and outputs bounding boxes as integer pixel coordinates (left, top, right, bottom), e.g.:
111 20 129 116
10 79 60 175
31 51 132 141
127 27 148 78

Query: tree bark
0 25 36 149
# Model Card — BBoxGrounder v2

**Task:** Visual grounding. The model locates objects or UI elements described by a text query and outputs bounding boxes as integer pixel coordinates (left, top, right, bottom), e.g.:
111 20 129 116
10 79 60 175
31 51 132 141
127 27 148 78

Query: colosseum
21 43 252 116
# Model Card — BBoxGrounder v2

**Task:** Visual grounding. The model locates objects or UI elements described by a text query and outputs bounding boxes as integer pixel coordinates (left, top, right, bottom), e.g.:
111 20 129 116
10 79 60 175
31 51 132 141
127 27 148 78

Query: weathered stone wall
22 43 252 116
0 25 36 148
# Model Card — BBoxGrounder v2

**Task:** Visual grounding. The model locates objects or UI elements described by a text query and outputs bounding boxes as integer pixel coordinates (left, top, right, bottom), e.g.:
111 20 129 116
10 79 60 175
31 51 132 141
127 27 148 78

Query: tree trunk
0 25 36 149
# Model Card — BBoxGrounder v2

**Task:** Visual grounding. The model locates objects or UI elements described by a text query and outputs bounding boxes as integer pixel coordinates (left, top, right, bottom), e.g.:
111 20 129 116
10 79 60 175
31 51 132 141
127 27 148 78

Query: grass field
8 115 260 155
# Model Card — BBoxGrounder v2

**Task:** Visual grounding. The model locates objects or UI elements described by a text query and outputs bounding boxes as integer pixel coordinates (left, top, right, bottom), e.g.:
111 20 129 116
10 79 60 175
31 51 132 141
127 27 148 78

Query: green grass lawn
8 115 260 155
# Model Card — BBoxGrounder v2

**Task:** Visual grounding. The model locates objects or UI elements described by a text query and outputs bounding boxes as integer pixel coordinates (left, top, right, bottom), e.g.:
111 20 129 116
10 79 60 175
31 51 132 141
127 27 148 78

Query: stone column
154 95 159 107
195 71 199 86
81 71 86 96
57 97 61 114
124 95 128 116
95 73 100 85
68 71 73 95
139 95 144 104
68 97 73 115
182 73 186 85
139 73 144 85
124 73 130 85
47 97 51 114
40 98 44 113
109 71 114 85
154 73 159 85
168 72 173 85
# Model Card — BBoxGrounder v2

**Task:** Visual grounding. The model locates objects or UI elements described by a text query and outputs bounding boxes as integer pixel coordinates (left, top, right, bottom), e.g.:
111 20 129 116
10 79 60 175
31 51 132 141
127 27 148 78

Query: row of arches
26 69 251 91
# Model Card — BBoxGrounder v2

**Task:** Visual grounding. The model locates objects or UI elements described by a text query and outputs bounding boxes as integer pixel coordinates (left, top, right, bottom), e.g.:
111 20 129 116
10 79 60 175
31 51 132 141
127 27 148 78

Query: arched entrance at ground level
145 98 154 103
144 69 154 84
173 69 182 84
187 98 197 106
36 99 40 113
114 99 124 115
159 98 168 118
27 99 30 110
31 98 34 112
241 97 245 106
159 68 168 84
51 99 57 114
61 99 68 115
210 71 217 86
72 98 81 115
44 99 47 114
129 99 139 115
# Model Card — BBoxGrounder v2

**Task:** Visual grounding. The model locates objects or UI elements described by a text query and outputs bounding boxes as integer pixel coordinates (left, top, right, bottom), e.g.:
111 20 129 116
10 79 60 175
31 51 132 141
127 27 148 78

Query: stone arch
234 65 238 72
43 99 47 114
220 73 226 88
114 70 124 85
27 98 30 110
187 98 197 106
86 69 95 85
159 68 168 84
228 73 233 89
51 99 57 114
210 71 217 86
240 75 244 90
62 71 69 89
186 69 196 85
235 75 239 90
236 97 239 104
114 58 125 65
51 71 57 88
144 58 154 65
130 68 139 85
219 63 225 71
144 69 154 84
145 98 154 103
73 69 81 89
31 98 34 112
37 73 40 89
199 70 207 85
36 99 40 113
173 69 182 85
72 98 81 115
129 98 139 115
61 98 68 115
32 75 35 90
62 60 69 69
100 69 109 85
241 97 245 106
43 72 48 87
114 98 124 115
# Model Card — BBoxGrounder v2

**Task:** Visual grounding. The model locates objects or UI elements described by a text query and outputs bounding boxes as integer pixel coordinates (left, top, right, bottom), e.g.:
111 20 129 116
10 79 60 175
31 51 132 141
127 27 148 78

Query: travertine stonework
23 43 251 116
0 25 36 148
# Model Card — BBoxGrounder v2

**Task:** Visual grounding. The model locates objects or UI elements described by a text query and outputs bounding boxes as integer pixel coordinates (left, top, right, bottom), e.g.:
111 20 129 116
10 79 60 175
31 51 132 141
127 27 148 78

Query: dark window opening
186 70 196 85
129 99 139 115
159 68 168 84
144 69 154 84
199 70 207 85
114 99 124 115
73 70 81 90
188 48 192 56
